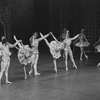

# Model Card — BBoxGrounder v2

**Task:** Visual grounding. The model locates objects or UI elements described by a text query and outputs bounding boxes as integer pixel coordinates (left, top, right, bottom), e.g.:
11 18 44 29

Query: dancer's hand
13 35 18 42
49 32 52 35
39 32 43 37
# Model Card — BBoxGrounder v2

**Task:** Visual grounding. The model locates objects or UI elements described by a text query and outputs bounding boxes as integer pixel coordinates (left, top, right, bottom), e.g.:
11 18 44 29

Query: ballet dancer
40 32 65 72
74 29 90 61
0 36 17 84
63 29 79 70
13 35 32 79
29 32 51 75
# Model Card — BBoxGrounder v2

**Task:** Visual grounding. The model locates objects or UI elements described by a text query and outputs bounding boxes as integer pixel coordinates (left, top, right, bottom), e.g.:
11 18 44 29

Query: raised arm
40 33 50 47
71 34 79 41
7 42 16 48
38 32 50 42
73 36 79 44
50 32 60 44
13 35 23 48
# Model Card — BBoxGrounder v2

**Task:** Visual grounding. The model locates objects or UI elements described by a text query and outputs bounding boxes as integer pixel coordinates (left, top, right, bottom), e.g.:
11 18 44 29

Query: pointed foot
85 56 88 59
5 81 12 84
73 65 77 69
54 68 57 73
29 70 33 75
35 72 40 76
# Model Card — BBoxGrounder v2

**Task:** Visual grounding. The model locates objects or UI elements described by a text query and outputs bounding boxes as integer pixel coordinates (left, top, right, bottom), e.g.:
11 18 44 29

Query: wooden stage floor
0 52 100 100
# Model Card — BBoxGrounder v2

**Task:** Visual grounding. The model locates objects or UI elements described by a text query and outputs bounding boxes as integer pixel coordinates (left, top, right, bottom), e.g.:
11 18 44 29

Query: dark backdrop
7 0 100 52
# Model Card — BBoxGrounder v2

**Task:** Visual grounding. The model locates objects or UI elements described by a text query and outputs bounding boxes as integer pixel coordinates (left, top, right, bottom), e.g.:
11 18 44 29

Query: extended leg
5 61 12 84
83 50 88 59
69 49 77 69
0 61 6 84
29 54 35 75
34 54 40 75
80 47 83 61
53 58 57 72
23 65 27 79
64 51 68 71
29 63 33 75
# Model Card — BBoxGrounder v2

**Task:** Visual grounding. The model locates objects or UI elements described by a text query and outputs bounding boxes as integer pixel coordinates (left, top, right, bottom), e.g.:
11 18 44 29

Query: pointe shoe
5 81 12 84
54 68 57 72
80 58 83 61
73 65 77 69
25 75 27 79
29 70 33 75
66 67 68 71
35 72 40 76
85 56 88 59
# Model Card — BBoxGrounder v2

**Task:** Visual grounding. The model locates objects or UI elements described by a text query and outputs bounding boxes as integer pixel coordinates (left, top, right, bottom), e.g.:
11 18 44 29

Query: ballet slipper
80 58 83 61
73 65 77 69
35 72 40 76
29 70 33 75
5 81 12 84
66 67 68 71
85 55 88 59
25 75 27 79
54 68 57 72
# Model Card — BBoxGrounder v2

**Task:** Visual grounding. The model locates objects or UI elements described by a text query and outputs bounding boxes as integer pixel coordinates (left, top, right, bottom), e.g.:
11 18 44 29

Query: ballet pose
40 32 65 72
29 32 51 75
0 36 17 84
63 29 79 70
74 29 90 61
13 35 32 79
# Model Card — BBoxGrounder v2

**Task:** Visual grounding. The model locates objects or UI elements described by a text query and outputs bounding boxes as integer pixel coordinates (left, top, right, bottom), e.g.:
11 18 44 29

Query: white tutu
49 41 64 59
18 45 32 65
75 41 90 47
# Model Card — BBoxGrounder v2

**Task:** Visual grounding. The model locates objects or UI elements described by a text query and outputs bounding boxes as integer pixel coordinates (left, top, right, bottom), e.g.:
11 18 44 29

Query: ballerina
13 35 36 79
74 29 90 61
40 32 65 72
0 36 17 84
63 29 79 70
29 32 51 75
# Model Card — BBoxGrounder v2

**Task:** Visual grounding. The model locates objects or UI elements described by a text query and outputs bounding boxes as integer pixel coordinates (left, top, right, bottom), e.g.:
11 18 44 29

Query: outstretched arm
13 35 22 48
7 42 15 48
73 36 79 44
40 33 50 47
38 32 50 42
71 34 79 41
50 32 60 43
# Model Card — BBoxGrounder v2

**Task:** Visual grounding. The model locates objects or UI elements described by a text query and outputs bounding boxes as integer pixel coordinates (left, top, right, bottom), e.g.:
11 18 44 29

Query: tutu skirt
49 41 64 59
17 45 33 65
75 42 90 47
18 49 31 65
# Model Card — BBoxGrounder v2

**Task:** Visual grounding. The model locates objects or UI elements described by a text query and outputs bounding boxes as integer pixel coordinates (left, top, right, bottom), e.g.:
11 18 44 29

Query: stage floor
0 52 100 100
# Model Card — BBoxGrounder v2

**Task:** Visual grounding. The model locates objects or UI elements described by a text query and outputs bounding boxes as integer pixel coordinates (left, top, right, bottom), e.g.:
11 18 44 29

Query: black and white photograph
0 0 100 100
